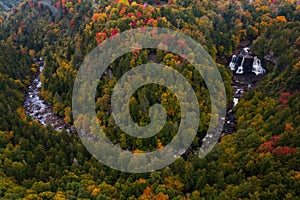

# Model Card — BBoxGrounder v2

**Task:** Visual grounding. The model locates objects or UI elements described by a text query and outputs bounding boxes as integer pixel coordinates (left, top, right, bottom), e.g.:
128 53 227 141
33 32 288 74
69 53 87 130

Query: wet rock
222 50 267 135
23 61 73 134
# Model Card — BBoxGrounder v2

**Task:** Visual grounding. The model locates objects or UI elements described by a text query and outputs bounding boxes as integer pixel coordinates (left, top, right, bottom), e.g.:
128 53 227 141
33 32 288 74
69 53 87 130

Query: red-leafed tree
110 28 119 38
95 32 107 45
70 19 76 28
137 12 143 19
258 135 282 152
272 146 297 157
280 92 291 106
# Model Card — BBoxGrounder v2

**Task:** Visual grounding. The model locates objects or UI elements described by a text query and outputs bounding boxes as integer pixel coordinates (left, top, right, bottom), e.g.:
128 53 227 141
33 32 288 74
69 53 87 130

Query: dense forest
0 0 299 199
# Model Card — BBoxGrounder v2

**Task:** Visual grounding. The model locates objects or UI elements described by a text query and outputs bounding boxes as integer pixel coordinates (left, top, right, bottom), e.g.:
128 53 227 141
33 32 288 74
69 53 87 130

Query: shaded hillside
0 0 299 199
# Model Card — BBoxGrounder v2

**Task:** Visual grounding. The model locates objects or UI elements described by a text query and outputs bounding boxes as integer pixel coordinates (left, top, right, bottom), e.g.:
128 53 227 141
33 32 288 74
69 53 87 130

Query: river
221 47 266 135
23 58 71 132
24 51 265 138
221 73 265 135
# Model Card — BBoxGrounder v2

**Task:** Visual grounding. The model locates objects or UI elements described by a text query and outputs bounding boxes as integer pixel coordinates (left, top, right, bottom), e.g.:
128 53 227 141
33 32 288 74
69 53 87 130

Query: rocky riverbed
23 58 71 132
221 73 265 135
221 46 267 135
24 54 265 140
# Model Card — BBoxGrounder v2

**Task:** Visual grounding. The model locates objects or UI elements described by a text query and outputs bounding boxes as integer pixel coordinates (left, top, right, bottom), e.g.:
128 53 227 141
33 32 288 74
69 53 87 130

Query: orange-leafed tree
275 16 287 23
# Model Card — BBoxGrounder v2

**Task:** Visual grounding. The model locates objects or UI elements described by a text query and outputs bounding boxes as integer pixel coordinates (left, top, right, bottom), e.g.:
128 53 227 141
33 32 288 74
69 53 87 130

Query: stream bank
221 46 267 135
221 73 266 135
24 52 266 141
23 58 71 132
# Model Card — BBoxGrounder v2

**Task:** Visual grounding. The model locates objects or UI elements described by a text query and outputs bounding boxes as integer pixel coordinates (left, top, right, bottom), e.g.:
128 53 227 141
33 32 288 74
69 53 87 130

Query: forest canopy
0 0 299 199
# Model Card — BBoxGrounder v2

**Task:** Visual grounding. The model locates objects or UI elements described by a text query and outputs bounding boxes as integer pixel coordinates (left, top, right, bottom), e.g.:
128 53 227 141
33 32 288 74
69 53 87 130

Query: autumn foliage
279 92 291 106
0 0 300 199
258 135 297 157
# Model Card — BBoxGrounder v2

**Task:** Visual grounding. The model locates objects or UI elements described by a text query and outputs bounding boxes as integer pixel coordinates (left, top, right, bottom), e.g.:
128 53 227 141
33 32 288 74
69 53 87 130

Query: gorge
23 58 71 133
23 48 267 139
222 47 267 135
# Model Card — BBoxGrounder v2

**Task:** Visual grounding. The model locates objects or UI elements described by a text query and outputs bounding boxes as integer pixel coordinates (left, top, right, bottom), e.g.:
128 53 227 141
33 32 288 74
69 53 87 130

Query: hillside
0 0 299 199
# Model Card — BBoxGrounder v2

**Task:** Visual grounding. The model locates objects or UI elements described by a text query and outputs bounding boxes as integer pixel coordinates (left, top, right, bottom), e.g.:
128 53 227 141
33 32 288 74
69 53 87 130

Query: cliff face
234 56 254 73
229 47 266 75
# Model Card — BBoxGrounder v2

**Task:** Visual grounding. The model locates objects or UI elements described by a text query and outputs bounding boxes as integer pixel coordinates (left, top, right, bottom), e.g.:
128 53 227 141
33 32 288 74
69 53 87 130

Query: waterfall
252 56 266 75
243 47 250 55
236 56 245 74
229 47 266 75
229 55 237 71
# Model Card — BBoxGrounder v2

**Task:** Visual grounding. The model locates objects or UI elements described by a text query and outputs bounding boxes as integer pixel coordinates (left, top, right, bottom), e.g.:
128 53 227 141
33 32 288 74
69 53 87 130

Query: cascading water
236 56 245 74
229 55 237 71
222 47 267 135
252 56 266 75
229 47 266 76
23 58 71 132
